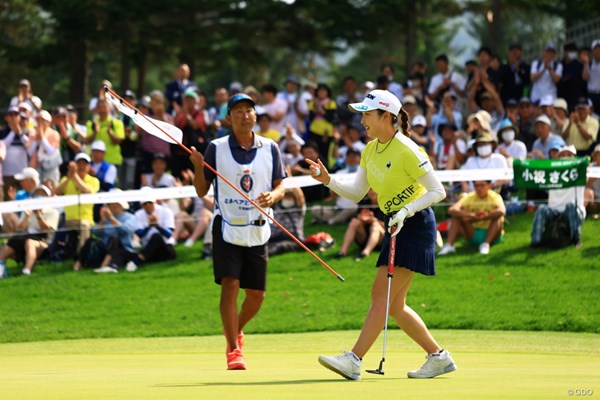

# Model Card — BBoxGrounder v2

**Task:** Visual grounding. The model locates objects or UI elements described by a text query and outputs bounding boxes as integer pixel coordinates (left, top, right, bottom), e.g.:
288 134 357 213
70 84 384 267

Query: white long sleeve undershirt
326 167 446 216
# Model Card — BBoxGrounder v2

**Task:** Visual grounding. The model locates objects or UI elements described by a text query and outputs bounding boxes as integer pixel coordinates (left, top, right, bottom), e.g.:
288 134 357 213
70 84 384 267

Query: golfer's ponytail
398 108 410 137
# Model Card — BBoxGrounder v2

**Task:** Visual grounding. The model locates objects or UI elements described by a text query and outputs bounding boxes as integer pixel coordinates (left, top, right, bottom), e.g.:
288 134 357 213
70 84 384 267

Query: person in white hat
89 140 117 191
409 114 429 149
77 189 136 273
34 110 62 185
551 98 570 134
308 89 455 380
127 187 176 273
530 114 566 159
563 97 599 156
54 152 100 253
0 185 59 278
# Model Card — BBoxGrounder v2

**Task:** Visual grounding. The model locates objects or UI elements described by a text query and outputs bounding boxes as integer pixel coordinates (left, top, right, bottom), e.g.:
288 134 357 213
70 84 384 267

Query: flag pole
104 87 345 282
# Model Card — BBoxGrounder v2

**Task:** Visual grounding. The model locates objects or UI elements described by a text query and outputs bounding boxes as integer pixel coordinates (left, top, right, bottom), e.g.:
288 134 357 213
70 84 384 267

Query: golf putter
366 227 396 375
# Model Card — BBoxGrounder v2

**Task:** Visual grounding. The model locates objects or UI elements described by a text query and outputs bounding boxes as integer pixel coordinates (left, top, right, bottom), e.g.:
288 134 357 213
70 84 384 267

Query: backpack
78 238 106 268
541 213 572 249
43 229 80 262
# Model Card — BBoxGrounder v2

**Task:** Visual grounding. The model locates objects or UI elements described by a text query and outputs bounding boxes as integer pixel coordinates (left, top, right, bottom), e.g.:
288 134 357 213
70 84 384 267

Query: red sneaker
227 349 247 370
225 331 245 354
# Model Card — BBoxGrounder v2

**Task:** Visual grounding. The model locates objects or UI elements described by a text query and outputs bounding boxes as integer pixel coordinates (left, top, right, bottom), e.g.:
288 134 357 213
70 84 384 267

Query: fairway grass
1 330 598 400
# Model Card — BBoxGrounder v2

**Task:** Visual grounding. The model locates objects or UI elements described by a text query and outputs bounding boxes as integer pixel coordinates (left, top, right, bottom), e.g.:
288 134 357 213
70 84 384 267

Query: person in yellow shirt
307 89 455 380
54 152 100 253
439 180 506 256
562 97 599 156
256 113 281 142
84 99 125 166
307 83 337 166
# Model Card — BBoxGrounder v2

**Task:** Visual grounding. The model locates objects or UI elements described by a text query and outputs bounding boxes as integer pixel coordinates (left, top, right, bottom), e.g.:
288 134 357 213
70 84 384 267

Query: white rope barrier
1 167 599 213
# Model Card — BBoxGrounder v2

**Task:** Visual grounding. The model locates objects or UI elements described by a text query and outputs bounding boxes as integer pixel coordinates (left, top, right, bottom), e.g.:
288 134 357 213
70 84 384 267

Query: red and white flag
106 91 183 144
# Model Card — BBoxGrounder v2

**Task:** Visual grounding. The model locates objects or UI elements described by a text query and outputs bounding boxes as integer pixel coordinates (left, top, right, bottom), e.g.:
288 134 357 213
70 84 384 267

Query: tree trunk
136 44 147 96
120 34 131 93
405 0 417 77
68 39 88 119
489 0 502 52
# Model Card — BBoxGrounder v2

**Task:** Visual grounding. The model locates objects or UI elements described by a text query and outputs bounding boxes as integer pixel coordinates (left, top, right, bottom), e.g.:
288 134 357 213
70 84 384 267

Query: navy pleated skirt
376 207 436 276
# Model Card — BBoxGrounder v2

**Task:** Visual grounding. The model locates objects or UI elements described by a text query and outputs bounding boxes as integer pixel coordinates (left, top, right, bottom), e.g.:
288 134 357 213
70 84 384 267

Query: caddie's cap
227 93 255 113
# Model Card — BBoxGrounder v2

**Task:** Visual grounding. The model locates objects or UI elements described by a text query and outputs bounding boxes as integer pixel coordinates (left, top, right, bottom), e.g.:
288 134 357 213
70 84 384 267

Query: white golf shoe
94 265 118 274
479 242 490 255
438 244 456 255
318 351 361 380
125 261 138 272
407 350 456 379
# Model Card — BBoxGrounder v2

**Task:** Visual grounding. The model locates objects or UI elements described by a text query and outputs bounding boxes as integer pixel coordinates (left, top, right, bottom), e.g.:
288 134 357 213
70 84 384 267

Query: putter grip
388 229 396 276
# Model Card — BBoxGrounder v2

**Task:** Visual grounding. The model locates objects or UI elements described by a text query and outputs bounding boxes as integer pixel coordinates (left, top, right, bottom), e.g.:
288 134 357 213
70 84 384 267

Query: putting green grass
1 330 598 400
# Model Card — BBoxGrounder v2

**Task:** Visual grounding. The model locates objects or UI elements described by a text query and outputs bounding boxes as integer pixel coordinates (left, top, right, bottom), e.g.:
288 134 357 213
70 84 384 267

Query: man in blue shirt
165 64 197 115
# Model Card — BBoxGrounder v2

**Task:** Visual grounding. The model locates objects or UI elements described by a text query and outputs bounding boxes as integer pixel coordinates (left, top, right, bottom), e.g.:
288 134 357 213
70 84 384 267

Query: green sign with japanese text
513 158 589 190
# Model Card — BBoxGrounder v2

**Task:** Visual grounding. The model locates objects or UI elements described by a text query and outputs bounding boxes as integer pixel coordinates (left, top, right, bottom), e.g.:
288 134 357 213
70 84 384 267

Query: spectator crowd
2 38 600 277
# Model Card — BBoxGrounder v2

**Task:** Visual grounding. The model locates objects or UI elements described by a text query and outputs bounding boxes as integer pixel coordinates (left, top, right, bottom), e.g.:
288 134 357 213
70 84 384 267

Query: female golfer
308 90 456 380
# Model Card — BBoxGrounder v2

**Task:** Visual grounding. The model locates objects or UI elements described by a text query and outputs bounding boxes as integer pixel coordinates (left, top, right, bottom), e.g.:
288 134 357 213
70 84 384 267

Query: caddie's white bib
213 135 274 246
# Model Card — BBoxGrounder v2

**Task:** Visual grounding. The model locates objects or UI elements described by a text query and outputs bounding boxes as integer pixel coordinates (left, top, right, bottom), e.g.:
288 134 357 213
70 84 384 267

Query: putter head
365 368 384 375
365 359 385 375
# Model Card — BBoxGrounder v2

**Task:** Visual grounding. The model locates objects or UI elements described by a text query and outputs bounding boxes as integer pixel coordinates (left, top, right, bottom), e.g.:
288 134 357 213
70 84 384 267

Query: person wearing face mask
557 43 586 110
268 187 306 256
461 131 509 193
496 119 527 164
311 148 361 225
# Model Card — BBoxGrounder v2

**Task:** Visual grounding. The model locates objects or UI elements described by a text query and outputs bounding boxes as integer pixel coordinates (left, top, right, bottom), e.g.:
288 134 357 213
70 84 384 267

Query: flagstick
105 87 345 283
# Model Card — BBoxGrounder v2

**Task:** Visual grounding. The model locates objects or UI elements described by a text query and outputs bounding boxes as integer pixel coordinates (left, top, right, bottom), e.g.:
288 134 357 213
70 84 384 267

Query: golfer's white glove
388 207 411 237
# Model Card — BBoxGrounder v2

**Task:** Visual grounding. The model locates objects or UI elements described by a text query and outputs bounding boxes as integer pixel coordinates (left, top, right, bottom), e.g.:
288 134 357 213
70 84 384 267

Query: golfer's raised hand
305 158 330 185
189 146 204 171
